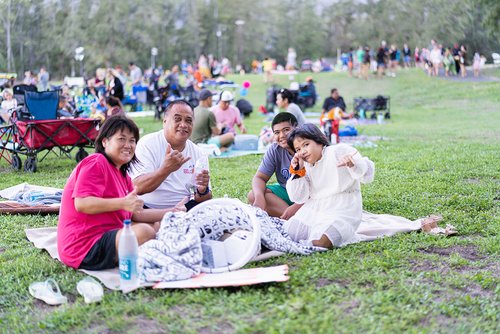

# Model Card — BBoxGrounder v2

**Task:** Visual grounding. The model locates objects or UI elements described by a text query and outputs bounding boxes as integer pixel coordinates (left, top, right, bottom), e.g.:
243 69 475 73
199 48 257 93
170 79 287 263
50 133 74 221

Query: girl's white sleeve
346 151 375 184
286 175 311 204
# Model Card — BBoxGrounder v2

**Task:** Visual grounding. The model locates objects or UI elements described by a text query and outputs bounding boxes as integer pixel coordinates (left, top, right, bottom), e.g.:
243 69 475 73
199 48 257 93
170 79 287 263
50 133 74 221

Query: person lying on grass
57 115 185 270
284 124 441 249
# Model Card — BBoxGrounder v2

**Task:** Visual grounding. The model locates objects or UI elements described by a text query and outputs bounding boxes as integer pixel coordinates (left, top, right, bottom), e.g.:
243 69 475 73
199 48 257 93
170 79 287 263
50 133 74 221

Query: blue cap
124 219 131 225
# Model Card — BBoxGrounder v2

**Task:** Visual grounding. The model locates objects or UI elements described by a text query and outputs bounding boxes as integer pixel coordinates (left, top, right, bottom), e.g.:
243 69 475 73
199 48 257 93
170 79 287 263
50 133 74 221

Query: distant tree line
0 0 498 79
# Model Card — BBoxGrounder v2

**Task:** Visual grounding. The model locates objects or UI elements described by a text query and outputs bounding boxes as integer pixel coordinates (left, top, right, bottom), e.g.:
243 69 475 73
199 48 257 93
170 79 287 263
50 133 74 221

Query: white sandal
29 278 67 306
76 277 103 304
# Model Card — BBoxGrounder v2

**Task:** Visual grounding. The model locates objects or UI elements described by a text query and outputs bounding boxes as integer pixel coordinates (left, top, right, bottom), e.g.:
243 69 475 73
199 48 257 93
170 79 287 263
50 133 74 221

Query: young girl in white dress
285 124 440 249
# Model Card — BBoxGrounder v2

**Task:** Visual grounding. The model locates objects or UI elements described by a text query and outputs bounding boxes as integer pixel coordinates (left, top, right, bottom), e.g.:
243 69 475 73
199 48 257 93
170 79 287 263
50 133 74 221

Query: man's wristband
196 186 211 196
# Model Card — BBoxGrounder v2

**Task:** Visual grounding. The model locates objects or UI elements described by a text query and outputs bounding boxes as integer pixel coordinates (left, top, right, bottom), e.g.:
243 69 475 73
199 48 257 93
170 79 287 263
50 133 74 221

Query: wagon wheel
75 148 88 162
24 156 37 173
11 155 22 170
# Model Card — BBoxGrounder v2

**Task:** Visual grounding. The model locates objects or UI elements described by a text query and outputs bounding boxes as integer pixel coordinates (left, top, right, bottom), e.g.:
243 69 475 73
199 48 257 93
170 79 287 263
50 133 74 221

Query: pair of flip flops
29 277 103 305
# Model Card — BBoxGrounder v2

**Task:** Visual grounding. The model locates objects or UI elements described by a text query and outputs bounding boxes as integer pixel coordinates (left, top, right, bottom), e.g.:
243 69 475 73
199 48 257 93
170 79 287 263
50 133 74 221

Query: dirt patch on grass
315 278 348 288
199 322 234 334
338 299 360 314
408 259 450 275
125 316 164 334
419 313 456 328
418 244 485 261
464 178 481 184
0 247 5 254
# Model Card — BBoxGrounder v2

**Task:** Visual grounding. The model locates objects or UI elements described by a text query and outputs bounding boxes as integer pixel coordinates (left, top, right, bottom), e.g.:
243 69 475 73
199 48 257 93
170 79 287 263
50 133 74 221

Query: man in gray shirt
247 112 303 219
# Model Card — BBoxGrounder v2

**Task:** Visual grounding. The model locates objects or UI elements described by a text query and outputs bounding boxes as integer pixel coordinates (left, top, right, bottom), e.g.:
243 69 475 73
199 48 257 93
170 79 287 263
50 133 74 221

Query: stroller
319 109 340 144
295 83 316 110
153 84 199 120
265 85 281 113
0 90 99 172
353 95 391 119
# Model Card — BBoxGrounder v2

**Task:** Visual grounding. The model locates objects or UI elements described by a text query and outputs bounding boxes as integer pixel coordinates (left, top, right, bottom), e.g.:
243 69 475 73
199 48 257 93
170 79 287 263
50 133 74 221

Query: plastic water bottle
118 219 139 292
191 155 209 198
359 108 365 119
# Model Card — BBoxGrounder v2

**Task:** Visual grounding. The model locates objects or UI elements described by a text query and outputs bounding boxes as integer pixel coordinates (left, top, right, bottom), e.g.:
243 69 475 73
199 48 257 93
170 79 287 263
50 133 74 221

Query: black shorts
144 199 199 211
79 229 119 270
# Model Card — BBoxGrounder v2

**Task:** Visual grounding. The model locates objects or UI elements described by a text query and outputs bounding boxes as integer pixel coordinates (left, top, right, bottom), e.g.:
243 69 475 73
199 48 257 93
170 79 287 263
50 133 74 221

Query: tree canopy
1 0 498 78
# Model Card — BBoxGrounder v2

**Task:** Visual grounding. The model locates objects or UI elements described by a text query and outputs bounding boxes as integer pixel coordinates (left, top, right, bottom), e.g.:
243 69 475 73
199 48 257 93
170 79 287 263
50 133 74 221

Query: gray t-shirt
258 143 293 188
286 103 307 126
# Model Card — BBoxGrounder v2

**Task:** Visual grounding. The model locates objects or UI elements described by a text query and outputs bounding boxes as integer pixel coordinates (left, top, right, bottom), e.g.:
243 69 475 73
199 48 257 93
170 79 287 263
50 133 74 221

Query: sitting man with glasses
247 112 303 219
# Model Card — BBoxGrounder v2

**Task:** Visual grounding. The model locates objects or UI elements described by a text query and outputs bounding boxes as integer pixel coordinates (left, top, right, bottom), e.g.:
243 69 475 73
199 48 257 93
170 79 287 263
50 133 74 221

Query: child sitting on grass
285 124 441 248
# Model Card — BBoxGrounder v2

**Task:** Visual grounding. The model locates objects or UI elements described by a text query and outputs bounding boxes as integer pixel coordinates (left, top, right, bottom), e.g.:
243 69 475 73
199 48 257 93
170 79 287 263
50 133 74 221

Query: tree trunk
6 0 14 72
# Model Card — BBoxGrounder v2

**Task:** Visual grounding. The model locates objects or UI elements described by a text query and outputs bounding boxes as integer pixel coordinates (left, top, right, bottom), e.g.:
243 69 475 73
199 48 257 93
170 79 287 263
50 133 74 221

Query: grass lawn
0 69 498 333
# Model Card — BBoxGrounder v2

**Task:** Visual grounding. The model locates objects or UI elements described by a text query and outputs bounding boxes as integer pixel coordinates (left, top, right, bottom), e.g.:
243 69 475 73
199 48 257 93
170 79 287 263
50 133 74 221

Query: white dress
285 144 375 246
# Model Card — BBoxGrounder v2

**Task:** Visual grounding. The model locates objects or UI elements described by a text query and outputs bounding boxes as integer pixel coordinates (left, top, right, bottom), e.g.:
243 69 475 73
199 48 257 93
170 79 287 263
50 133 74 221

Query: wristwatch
196 186 210 196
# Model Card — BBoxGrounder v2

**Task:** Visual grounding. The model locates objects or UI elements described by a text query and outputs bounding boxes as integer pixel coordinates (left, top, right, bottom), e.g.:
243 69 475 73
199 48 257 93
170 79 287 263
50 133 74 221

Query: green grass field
0 69 499 333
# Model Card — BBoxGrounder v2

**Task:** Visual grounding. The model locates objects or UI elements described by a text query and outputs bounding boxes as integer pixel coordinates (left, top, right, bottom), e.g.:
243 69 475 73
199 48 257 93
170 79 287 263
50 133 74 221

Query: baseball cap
198 89 213 101
220 91 234 102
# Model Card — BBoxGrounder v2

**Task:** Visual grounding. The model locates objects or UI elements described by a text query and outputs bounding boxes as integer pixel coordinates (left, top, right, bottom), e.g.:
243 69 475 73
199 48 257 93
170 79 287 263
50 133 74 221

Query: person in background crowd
191 89 235 149
211 91 247 135
0 89 17 124
38 67 50 91
276 88 307 126
129 62 143 87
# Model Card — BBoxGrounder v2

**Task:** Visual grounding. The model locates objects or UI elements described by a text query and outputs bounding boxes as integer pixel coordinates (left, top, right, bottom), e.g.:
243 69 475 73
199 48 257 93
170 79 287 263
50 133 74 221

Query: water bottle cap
124 219 131 225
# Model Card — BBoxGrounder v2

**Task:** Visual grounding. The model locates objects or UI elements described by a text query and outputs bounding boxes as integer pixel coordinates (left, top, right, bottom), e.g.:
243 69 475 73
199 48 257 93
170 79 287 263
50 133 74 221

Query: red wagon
0 90 99 172
0 118 99 172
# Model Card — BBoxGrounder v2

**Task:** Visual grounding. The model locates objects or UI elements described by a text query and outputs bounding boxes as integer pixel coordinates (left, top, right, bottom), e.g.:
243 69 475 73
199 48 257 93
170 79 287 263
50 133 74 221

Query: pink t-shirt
212 105 241 135
57 153 133 268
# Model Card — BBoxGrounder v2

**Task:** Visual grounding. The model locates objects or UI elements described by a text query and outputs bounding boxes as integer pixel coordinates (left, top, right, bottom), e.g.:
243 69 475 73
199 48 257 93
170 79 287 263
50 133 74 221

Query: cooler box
232 134 259 151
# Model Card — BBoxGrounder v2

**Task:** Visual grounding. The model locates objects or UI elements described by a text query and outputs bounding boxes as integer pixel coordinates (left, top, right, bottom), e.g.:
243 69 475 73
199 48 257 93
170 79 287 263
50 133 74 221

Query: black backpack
236 98 253 117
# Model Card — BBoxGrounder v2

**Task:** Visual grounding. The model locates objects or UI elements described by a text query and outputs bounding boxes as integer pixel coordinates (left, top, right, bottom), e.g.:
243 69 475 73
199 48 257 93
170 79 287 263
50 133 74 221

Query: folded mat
0 201 59 215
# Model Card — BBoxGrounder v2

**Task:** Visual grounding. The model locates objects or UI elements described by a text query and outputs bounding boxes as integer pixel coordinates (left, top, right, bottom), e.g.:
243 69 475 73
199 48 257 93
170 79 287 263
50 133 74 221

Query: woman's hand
173 196 188 212
123 187 144 213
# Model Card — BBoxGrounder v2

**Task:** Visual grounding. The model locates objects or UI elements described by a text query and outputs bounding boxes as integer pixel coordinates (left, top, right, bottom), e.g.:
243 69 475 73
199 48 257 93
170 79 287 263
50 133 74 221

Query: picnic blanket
25 227 285 290
0 183 62 215
25 209 423 290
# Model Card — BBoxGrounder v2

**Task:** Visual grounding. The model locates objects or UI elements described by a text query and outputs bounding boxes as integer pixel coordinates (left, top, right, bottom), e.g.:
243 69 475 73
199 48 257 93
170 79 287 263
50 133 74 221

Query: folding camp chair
24 90 59 120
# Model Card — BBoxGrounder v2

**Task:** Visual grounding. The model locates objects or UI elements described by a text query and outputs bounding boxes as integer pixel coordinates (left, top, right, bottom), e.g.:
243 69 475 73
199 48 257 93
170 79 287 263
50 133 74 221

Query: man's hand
194 170 210 194
280 203 301 220
123 187 144 213
162 143 191 173
252 196 266 211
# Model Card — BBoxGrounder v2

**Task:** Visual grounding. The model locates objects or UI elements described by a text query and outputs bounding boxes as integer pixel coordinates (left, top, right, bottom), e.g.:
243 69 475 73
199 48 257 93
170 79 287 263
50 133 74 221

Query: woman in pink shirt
57 115 183 270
